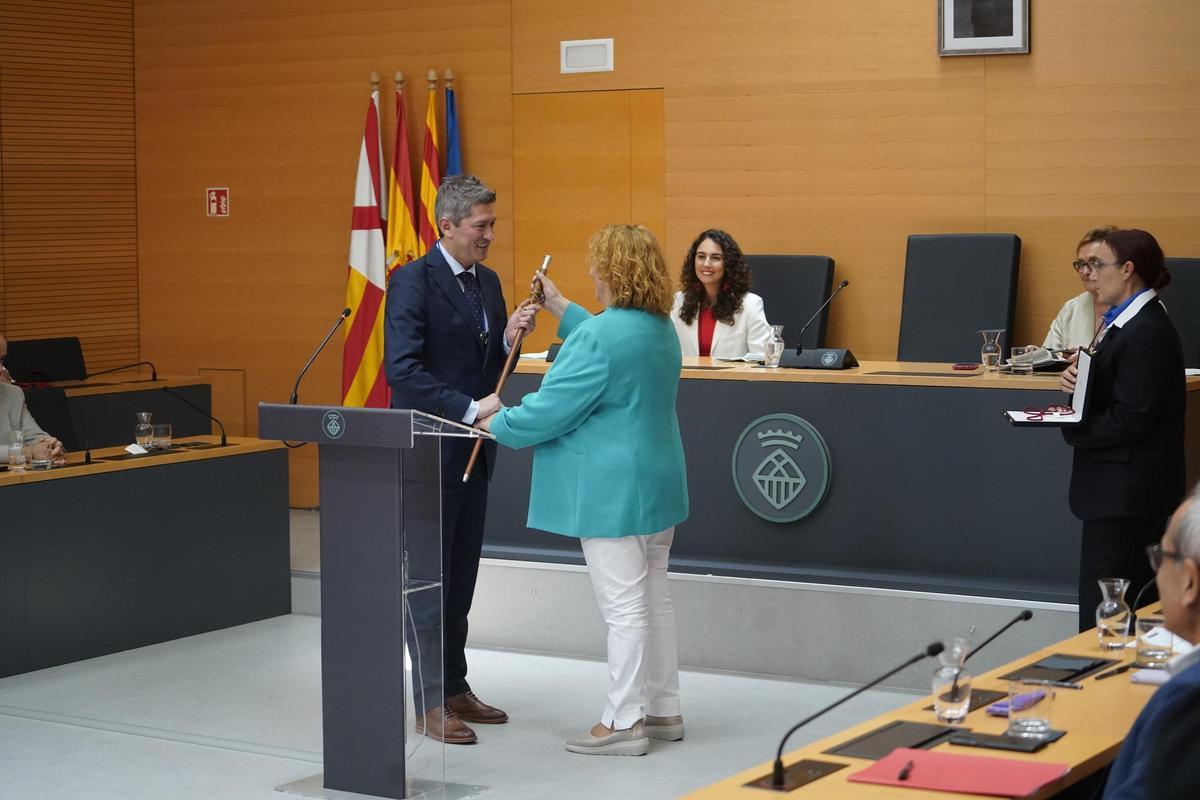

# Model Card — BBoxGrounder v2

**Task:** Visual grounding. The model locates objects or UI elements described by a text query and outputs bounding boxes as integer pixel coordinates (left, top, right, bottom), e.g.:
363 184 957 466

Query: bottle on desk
135 411 153 448
1096 577 1132 650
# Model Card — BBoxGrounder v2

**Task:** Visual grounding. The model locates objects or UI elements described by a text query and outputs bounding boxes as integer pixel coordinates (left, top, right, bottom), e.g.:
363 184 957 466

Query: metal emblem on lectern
322 409 347 440
731 413 831 523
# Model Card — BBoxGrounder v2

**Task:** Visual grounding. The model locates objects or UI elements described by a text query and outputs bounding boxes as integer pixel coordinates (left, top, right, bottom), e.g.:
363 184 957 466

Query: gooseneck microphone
793 279 849 354
965 609 1033 664
162 385 228 447
290 308 352 405
770 641 944 788
86 361 158 381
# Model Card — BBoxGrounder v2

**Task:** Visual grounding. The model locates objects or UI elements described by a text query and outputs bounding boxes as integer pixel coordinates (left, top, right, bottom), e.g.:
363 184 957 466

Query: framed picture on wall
938 0 1029 56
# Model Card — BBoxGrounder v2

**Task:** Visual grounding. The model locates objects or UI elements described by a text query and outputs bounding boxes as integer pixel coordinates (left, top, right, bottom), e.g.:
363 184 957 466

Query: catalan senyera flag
342 89 390 408
445 79 462 178
386 84 420 270
417 78 441 252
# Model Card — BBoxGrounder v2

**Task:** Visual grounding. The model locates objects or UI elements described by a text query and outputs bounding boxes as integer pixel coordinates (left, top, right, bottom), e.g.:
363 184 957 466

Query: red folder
847 747 1069 797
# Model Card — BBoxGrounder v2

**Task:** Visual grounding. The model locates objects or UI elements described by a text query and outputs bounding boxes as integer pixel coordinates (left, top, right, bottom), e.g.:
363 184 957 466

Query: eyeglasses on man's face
1071 258 1122 273
1146 543 1187 573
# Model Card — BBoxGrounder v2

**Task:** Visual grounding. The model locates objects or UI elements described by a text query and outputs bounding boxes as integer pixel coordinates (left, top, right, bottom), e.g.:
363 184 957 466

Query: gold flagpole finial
394 71 404 90
426 70 438 89
368 71 381 91
444 68 455 88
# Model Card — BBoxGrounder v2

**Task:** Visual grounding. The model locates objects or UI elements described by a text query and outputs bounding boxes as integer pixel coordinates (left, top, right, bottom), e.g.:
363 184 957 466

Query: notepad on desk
848 747 1069 796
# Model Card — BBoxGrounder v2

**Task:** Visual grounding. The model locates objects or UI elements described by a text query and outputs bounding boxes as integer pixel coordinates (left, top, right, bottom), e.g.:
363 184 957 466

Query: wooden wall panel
512 0 1200 358
0 0 138 371
512 89 665 352
134 0 514 505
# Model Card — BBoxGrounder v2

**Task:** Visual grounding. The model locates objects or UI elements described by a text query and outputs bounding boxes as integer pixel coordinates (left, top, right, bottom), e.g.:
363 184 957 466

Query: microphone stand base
778 348 858 370
744 759 848 792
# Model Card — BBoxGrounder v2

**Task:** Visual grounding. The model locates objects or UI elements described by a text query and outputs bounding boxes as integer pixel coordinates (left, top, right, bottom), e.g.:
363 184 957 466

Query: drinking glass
1134 615 1173 669
1007 680 1054 738
1010 347 1034 375
151 424 172 450
29 439 53 470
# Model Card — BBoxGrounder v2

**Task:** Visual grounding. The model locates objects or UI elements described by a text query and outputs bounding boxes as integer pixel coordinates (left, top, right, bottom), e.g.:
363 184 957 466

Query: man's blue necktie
458 271 486 335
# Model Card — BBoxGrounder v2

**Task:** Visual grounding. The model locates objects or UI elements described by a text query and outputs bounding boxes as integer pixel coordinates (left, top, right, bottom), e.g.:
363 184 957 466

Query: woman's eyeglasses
1071 259 1121 273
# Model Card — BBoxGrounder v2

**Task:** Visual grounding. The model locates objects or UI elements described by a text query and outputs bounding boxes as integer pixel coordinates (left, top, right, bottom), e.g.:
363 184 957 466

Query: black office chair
1162 257 1200 369
746 254 835 350
20 387 78 450
896 234 1021 363
4 337 87 382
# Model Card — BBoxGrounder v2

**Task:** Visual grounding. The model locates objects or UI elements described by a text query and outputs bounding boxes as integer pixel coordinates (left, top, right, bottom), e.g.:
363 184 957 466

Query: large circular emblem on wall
731 413 831 523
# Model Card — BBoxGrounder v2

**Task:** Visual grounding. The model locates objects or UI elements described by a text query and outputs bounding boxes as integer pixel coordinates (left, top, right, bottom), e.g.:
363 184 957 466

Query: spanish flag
386 79 420 270
341 89 390 408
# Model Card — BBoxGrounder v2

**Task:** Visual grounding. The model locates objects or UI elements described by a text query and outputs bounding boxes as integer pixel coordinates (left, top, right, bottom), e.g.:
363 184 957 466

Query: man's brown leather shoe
446 691 509 724
416 705 477 744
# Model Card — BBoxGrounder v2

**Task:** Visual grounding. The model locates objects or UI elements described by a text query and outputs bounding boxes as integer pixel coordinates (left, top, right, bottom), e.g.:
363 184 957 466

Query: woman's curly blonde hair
587 224 674 316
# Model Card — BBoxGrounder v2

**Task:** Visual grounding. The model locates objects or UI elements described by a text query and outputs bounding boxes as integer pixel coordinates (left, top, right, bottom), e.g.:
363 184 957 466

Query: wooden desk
21 376 213 451
683 622 1161 799
488 359 1200 603
0 436 289 678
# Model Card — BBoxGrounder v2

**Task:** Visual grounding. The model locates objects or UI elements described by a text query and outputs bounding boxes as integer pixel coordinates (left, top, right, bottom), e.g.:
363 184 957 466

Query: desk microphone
778 280 857 369
965 609 1033 664
290 308 351 405
769 641 944 789
162 385 228 446
793 279 849 355
85 361 158 381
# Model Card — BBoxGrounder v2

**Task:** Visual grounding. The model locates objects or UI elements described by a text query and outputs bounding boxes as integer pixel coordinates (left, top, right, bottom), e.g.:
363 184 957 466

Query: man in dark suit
1101 486 1200 799
1060 228 1186 631
384 174 538 744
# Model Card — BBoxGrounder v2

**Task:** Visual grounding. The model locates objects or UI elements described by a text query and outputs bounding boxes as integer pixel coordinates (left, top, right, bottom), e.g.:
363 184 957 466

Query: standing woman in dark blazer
1060 227 1186 630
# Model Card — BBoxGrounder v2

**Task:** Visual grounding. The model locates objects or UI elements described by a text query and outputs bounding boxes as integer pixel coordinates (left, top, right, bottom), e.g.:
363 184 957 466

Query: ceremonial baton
462 254 551 482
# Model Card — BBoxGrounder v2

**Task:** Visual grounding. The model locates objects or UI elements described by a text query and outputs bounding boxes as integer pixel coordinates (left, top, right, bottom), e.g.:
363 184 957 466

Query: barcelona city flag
341 89 390 408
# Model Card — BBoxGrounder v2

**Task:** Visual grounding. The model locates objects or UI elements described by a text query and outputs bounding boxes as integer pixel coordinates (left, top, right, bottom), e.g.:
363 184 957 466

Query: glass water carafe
764 325 785 368
1096 578 1132 650
979 329 1005 371
931 637 972 723
135 411 153 448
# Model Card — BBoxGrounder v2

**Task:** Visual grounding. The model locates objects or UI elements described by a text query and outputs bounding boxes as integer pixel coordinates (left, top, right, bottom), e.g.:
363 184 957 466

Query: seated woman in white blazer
670 229 772 358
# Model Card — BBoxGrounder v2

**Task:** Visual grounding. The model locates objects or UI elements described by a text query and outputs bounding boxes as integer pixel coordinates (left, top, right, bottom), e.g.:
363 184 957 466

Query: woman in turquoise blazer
478 224 688 756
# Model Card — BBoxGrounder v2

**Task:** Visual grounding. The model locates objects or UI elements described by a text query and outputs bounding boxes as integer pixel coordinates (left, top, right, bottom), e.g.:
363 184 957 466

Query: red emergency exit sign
206 188 230 217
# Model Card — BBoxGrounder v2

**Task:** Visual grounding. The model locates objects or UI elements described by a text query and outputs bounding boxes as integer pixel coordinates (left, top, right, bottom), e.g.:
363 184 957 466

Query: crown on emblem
757 428 803 449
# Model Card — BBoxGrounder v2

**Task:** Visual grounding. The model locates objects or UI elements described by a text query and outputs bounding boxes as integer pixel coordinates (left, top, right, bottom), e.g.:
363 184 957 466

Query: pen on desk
1021 678 1084 690
898 759 914 781
1095 663 1134 680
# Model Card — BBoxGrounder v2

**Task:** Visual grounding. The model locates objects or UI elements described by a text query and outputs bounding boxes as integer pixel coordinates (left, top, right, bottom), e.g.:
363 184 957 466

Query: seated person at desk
671 229 771 358
0 333 67 462
1042 225 1115 351
1102 484 1200 800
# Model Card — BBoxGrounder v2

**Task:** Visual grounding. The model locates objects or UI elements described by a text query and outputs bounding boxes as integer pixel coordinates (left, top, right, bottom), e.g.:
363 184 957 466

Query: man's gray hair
434 174 495 227
1177 483 1200 560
